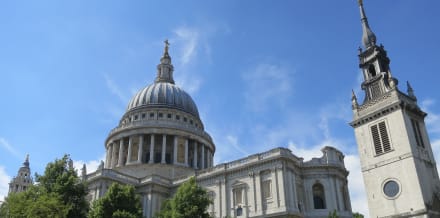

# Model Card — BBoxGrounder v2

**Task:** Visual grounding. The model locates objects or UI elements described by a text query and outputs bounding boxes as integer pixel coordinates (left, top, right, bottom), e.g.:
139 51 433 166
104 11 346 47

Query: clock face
383 180 399 198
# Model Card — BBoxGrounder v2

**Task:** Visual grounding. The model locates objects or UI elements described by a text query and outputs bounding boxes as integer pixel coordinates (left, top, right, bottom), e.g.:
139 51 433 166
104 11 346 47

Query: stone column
111 142 117 168
207 150 211 167
137 135 144 163
126 137 133 165
161 134 167 164
193 142 198 168
184 138 189 166
117 139 124 167
142 194 147 218
201 145 205 169
105 144 111 168
149 134 155 164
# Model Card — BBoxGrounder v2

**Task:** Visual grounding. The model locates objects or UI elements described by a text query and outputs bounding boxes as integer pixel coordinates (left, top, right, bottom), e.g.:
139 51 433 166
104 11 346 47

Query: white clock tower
350 1 440 217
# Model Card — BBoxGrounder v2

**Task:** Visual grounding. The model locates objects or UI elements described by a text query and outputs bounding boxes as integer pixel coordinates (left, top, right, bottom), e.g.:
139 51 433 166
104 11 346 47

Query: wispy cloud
0 137 21 159
226 135 250 157
319 103 350 140
170 24 228 94
0 165 11 202
242 63 294 112
173 27 200 66
103 73 128 104
171 26 203 94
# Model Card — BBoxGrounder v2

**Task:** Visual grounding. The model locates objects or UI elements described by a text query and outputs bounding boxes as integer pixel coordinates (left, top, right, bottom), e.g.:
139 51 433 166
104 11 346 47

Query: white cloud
104 73 128 104
173 27 199 65
226 135 250 157
242 63 294 112
288 141 323 161
345 155 369 217
431 139 440 176
318 102 351 140
0 137 21 159
0 165 11 202
73 153 106 175
421 99 440 134
171 26 203 94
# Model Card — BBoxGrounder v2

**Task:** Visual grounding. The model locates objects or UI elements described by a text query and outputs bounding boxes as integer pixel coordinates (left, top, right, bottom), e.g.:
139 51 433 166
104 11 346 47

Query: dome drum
104 133 215 171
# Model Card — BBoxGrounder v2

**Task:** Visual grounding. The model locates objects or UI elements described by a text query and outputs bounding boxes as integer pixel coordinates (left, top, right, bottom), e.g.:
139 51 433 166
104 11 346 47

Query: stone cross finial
164 39 170 54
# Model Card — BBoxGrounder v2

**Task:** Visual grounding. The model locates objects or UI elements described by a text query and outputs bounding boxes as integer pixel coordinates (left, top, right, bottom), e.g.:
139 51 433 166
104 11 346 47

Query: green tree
155 177 212 218
0 186 69 218
353 212 365 218
36 154 89 218
328 209 339 218
88 183 143 218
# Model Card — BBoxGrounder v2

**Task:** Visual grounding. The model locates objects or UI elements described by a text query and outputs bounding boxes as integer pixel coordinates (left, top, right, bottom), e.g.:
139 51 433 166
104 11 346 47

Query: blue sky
1 1 440 216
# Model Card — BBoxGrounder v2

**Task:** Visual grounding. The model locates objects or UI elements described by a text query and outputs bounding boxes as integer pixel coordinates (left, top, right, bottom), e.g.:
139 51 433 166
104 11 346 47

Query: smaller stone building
8 155 33 194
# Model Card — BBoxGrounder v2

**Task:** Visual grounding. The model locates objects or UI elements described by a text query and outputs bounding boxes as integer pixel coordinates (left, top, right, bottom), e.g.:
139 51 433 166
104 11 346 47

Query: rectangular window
262 180 272 199
411 119 425 148
234 188 243 205
371 121 392 155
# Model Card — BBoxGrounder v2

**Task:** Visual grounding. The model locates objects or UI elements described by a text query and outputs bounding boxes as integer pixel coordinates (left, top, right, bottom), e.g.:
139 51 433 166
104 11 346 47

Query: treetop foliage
88 183 143 218
155 177 212 218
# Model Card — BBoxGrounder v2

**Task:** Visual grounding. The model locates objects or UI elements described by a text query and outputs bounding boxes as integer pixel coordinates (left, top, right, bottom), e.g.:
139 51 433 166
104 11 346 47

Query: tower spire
155 39 175 84
358 0 377 48
23 154 29 167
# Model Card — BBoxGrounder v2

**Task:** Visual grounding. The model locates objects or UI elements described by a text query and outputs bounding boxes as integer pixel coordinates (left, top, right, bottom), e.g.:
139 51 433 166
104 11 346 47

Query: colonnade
104 134 213 169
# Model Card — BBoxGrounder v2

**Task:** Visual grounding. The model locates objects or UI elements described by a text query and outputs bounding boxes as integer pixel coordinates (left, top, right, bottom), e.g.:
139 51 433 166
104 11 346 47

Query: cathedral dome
126 82 199 118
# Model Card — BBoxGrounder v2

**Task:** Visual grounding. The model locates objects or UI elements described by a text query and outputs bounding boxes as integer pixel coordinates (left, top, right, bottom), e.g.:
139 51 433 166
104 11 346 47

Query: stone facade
8 155 33 194
84 42 353 218
351 1 440 217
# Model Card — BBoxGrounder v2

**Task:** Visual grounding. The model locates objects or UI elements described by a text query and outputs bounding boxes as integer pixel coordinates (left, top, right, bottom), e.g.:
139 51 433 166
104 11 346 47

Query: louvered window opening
371 121 392 155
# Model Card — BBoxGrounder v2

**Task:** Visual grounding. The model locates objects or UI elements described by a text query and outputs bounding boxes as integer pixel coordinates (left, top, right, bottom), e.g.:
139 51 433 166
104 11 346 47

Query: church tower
350 1 440 217
8 155 33 194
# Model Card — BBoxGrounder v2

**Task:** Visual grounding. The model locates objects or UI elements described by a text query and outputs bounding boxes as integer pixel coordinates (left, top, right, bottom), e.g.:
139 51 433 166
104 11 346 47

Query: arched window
369 64 376 77
313 183 326 209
